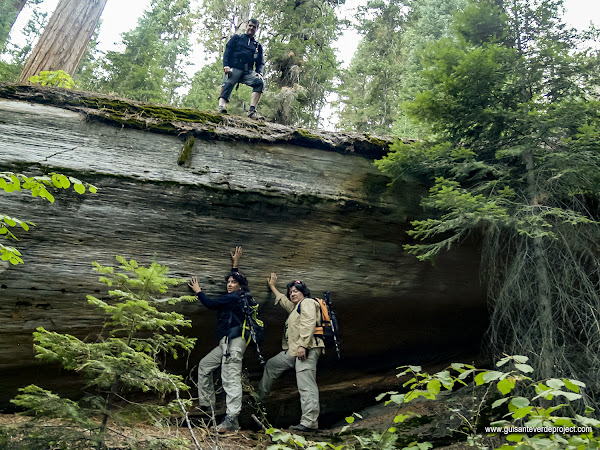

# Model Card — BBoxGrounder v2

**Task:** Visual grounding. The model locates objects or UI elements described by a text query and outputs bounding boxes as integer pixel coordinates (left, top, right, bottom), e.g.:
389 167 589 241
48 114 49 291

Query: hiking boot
218 106 228 114
217 414 239 433
247 108 263 119
289 423 318 433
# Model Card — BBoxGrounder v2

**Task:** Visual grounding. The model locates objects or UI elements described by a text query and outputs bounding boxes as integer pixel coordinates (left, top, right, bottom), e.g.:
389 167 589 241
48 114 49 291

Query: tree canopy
377 0 600 395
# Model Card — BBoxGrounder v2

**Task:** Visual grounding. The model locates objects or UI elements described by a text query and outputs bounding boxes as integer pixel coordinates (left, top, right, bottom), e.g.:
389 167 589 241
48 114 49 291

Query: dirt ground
0 387 499 449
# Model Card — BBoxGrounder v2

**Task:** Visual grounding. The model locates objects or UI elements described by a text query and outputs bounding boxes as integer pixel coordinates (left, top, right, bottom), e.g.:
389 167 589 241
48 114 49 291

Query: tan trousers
197 336 246 417
258 348 321 429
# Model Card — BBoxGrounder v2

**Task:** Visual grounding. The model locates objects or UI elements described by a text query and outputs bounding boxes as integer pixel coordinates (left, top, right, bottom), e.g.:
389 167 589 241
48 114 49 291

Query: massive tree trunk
0 84 488 422
0 0 28 50
18 0 107 81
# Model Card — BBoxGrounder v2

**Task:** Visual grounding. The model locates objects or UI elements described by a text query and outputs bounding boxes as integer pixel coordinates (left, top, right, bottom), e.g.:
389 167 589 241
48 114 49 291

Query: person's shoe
247 108 262 119
217 414 239 433
289 423 318 433
218 106 228 114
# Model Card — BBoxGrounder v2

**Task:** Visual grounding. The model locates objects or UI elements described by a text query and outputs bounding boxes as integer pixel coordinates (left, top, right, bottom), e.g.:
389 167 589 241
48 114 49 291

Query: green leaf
496 356 511 367
509 397 530 409
482 370 503 384
436 370 453 389
74 183 85 194
345 416 354 424
497 378 516 395
506 434 524 442
514 363 534 373
546 379 564 389
563 379 580 393
427 379 441 396
575 414 600 427
512 406 533 419
512 355 529 364
492 398 509 408
556 390 582 401
474 372 486 386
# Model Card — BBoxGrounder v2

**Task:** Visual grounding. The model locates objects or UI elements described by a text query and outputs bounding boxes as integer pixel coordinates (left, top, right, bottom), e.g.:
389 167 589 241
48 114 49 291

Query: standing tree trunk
524 148 554 378
18 0 107 81
0 0 29 50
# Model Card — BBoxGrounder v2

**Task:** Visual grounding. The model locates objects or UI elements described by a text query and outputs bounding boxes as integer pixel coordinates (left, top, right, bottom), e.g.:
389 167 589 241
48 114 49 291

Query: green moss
293 128 320 140
178 136 195 165
364 133 390 147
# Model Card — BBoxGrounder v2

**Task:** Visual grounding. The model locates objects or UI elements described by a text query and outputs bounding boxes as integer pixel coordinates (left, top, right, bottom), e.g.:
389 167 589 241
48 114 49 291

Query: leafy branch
0 171 97 265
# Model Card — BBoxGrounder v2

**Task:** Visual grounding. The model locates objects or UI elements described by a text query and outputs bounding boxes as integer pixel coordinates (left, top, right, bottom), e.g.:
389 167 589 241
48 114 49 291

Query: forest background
3 0 600 448
1 0 597 132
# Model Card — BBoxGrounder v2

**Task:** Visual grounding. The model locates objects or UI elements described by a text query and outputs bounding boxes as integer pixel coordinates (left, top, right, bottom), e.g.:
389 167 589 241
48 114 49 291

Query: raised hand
188 276 202 293
230 246 243 267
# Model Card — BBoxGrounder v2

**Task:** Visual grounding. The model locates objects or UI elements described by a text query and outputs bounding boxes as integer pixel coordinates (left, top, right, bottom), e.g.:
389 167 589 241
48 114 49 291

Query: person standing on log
188 246 248 433
257 274 324 432
218 18 264 118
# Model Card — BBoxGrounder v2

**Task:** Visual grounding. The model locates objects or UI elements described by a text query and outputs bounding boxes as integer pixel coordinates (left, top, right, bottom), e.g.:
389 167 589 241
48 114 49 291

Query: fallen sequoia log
0 83 487 425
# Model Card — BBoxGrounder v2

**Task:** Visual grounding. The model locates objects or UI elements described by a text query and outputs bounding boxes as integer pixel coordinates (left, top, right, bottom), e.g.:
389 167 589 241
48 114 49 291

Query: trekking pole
324 292 341 359
243 294 266 365
249 322 265 365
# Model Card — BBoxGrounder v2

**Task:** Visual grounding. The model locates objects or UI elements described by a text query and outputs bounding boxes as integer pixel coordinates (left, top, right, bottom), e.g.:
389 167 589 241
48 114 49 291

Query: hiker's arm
255 44 264 75
197 291 239 309
231 246 242 270
222 36 235 72
268 273 294 312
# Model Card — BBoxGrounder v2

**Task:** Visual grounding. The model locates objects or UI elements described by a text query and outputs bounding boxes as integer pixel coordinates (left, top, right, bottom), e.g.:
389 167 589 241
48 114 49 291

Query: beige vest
275 293 325 355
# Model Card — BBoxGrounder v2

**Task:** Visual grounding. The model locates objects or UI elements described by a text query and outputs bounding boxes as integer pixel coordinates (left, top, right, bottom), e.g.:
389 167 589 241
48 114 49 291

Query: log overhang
0 84 487 422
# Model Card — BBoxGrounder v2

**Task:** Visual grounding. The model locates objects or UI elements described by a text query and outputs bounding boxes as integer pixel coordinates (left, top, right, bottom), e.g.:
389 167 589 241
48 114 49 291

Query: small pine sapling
9 255 197 449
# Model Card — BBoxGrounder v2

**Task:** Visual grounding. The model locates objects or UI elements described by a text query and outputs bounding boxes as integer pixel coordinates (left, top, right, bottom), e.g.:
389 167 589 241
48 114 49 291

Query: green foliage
256 0 343 126
337 0 407 134
376 0 600 390
393 0 467 138
9 256 197 448
265 427 344 450
197 0 343 124
28 70 76 89
345 356 600 449
97 0 195 104
0 172 97 265
0 0 47 82
182 59 227 111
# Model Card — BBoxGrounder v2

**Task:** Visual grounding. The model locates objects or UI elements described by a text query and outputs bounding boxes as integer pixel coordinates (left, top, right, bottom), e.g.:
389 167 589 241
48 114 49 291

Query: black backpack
240 292 265 364
297 292 341 359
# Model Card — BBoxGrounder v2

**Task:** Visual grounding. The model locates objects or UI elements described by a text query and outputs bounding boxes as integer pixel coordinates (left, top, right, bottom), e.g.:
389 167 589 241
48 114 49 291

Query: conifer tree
195 0 343 125
9 256 197 448
99 0 194 104
256 0 343 126
0 0 29 52
337 0 407 134
0 0 47 81
376 0 600 399
392 0 466 138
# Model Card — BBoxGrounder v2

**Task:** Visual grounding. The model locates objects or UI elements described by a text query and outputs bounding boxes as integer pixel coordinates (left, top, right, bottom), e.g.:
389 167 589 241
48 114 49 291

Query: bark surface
0 85 487 422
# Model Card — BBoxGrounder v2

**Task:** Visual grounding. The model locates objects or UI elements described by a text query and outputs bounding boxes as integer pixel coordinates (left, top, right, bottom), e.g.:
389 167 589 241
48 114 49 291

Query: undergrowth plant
2 256 197 449
342 355 600 450
1 172 97 265
28 69 76 88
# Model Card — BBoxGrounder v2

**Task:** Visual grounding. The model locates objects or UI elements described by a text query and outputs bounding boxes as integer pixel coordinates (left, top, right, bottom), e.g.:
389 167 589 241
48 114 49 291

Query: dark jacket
197 290 245 341
223 33 264 74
